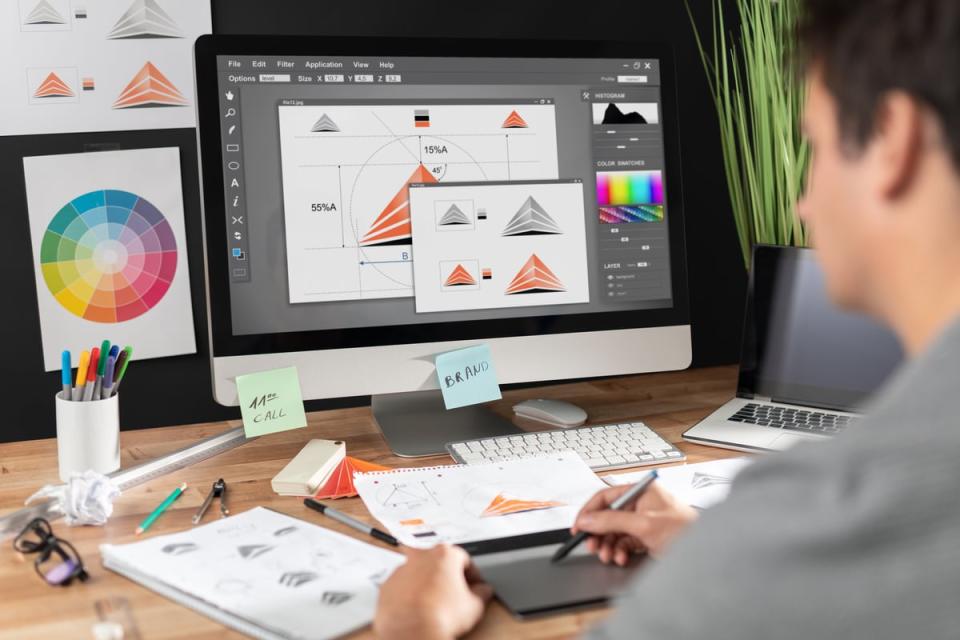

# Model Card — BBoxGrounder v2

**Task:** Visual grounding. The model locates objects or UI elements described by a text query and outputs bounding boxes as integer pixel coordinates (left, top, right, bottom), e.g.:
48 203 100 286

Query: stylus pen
304 498 399 547
551 469 659 563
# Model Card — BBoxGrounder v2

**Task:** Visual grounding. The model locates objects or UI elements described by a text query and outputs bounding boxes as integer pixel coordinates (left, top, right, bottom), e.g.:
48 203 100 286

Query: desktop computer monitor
194 36 691 456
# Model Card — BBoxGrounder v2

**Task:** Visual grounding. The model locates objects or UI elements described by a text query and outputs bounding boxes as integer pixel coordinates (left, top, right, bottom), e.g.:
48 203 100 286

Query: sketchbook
353 452 606 548
100 507 404 640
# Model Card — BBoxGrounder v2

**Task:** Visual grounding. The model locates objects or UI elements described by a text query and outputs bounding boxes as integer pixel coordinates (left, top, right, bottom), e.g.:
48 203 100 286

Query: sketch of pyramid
24 0 66 24
480 492 565 517
310 113 340 132
505 254 565 294
502 196 562 236
359 164 437 246
107 0 182 38
691 472 733 490
279 571 318 587
444 264 477 287
237 544 274 559
161 543 197 556
322 591 354 606
113 61 187 108
502 110 528 128
34 72 73 98
438 203 470 226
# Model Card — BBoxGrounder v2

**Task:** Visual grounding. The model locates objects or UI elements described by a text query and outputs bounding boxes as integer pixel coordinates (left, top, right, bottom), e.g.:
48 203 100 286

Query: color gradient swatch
595 170 664 207
40 189 177 323
314 456 391 499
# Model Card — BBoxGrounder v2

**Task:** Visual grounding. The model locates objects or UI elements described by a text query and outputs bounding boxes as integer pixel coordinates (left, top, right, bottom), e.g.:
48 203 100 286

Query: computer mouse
512 399 588 428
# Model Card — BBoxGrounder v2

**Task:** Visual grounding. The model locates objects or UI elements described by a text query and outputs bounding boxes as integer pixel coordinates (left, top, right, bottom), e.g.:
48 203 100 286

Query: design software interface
215 55 675 335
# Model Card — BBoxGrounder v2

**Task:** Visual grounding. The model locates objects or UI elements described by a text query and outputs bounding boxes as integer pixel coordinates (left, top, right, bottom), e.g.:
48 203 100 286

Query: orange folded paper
314 456 390 499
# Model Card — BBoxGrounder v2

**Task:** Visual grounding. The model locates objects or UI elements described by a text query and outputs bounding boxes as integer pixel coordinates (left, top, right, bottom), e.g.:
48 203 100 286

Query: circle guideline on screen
39 189 178 323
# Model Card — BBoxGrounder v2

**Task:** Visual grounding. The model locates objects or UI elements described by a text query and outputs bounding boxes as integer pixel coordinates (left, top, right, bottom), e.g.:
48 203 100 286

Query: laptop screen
737 246 904 411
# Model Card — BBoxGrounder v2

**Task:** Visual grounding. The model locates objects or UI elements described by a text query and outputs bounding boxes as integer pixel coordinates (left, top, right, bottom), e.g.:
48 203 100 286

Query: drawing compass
193 478 229 524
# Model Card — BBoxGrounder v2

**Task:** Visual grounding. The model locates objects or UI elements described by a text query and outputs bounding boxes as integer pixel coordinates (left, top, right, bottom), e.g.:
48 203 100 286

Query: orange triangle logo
359 164 437 246
34 72 73 98
502 110 528 128
505 254 565 294
480 492 565 517
113 61 187 109
444 264 477 287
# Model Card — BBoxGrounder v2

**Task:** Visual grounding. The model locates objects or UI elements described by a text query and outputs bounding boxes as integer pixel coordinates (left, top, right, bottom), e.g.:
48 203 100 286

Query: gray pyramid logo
310 113 340 132
438 203 470 226
690 472 733 490
107 0 182 39
502 196 562 236
24 0 66 24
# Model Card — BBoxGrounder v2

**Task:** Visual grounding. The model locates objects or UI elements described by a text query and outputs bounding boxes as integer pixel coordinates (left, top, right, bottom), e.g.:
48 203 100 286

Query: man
374 1 960 637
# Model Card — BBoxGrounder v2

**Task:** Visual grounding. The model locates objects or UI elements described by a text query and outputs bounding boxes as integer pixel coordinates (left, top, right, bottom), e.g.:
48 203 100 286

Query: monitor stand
372 390 522 457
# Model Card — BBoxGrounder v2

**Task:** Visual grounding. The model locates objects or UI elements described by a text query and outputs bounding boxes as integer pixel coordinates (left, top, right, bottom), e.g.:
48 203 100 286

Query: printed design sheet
354 452 606 548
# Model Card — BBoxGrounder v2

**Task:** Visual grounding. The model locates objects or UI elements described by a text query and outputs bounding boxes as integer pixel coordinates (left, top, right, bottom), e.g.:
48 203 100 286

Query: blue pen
61 350 72 401
108 344 120 362
101 355 116 400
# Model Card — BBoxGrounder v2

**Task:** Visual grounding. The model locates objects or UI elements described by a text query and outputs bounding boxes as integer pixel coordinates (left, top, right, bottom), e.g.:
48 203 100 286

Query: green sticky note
236 366 308 437
435 344 502 410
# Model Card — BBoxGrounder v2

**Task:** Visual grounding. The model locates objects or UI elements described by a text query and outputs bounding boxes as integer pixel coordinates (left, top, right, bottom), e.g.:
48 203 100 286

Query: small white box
271 439 346 496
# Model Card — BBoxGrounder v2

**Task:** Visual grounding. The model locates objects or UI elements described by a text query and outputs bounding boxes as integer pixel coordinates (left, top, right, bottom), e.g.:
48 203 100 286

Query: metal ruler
0 426 252 540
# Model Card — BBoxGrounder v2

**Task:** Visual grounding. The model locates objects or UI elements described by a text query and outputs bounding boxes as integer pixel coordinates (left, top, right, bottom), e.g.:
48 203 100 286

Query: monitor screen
203 46 686 352
739 246 904 411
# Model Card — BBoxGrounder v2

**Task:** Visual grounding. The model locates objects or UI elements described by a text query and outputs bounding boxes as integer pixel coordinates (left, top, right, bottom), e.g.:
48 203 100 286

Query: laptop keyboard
728 403 855 435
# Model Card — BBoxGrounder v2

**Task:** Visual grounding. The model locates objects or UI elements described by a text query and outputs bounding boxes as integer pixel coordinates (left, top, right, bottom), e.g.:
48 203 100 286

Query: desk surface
0 365 739 640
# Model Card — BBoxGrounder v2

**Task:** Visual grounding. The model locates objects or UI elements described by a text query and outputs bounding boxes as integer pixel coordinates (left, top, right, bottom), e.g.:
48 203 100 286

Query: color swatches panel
39 189 178 323
596 170 664 207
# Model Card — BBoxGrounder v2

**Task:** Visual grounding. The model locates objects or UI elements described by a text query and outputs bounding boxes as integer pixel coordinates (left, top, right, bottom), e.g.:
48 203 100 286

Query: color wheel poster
23 147 196 371
0 0 211 136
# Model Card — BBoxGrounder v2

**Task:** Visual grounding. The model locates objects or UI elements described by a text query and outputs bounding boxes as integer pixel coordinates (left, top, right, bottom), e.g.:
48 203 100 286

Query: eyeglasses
13 518 89 586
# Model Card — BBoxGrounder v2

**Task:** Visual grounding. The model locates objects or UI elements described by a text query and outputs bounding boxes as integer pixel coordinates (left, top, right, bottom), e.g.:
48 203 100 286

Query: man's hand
573 482 698 564
374 544 493 640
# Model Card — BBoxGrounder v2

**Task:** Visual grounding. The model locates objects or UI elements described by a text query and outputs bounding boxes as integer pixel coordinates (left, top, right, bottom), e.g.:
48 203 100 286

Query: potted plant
687 0 809 267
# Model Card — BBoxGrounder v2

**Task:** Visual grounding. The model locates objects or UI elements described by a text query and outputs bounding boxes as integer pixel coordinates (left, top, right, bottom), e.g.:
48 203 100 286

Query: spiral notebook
353 452 606 548
100 507 403 640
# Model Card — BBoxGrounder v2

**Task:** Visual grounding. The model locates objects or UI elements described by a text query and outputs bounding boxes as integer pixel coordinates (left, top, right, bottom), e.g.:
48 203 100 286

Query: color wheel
39 189 177 323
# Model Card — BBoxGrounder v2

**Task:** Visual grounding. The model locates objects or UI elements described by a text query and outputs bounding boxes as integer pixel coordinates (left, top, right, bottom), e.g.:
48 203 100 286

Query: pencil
136 483 187 535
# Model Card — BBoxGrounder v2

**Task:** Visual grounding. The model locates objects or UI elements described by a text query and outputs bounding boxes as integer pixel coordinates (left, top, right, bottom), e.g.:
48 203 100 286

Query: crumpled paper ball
26 470 122 526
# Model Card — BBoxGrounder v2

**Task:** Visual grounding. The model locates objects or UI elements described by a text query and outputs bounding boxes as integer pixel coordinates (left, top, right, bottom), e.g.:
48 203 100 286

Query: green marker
136 483 187 535
111 346 133 397
93 340 110 398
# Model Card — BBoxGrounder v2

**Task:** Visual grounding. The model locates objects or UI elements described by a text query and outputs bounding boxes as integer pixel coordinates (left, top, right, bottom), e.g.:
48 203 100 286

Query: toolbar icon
232 196 239 207
228 124 236 135
225 90 234 101
226 144 239 152
234 231 242 240
232 248 246 260
231 215 244 225
230 178 239 187
228 161 239 170
224 107 236 117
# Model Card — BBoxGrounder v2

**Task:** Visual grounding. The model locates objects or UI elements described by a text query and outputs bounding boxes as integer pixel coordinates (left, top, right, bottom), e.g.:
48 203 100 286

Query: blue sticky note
435 344 502 409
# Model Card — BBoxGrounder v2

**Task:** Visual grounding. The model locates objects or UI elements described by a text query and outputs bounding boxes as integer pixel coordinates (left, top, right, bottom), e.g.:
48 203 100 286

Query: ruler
0 426 252 540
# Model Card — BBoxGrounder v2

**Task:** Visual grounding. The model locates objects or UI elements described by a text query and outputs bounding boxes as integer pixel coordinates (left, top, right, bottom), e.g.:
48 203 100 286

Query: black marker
304 498 399 547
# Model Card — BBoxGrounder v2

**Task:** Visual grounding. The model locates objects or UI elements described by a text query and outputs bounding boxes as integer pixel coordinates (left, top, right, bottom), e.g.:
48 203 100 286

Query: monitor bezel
195 35 690 358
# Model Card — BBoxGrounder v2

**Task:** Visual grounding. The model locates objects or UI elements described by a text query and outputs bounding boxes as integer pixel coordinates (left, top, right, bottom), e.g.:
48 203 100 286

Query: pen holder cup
55 391 121 482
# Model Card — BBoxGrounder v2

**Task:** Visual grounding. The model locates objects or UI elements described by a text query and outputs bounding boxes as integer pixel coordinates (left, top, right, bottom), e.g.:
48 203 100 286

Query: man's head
796 0 960 327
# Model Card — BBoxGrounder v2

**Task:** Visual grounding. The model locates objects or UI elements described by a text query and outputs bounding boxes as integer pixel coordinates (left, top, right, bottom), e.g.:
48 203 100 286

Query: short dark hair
798 0 960 168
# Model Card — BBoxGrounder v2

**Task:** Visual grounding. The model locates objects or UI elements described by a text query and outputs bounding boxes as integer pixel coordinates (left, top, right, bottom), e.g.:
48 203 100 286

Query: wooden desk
0 366 739 640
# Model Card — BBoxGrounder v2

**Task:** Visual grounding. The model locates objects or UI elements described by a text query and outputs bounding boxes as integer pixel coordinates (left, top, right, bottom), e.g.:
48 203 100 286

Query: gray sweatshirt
592 317 960 639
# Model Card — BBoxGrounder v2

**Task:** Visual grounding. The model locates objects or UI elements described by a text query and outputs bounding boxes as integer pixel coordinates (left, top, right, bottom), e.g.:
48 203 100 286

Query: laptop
683 245 904 452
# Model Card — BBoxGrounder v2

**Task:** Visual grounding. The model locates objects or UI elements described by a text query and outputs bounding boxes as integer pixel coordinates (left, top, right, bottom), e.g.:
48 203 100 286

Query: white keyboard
446 422 685 471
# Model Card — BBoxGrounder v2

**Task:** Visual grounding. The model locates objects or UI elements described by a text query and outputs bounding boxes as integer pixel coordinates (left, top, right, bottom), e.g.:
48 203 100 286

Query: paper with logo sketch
354 452 606 548
605 457 752 509
100 507 404 640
